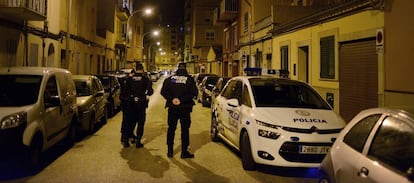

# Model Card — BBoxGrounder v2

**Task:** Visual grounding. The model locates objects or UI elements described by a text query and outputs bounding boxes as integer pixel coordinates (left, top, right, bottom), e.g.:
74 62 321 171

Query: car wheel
101 106 108 125
201 93 208 107
25 134 42 172
88 114 96 135
241 132 256 170
210 113 220 142
108 102 114 117
65 118 77 145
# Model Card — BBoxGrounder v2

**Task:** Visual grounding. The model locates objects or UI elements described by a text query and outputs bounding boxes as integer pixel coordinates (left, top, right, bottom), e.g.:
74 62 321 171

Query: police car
210 76 346 170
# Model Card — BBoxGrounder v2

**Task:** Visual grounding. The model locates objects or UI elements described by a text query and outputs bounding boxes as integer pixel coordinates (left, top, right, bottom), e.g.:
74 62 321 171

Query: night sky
135 0 185 26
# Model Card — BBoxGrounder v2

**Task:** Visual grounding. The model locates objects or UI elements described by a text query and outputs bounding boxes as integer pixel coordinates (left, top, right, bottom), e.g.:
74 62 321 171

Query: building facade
204 0 413 121
0 0 149 74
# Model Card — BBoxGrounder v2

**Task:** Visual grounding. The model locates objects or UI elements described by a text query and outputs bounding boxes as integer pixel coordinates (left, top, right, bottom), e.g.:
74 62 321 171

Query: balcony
116 0 130 20
0 0 47 21
217 0 238 21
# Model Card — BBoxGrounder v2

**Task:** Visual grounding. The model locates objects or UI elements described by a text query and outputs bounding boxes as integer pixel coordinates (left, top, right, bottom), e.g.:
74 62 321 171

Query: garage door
339 39 378 122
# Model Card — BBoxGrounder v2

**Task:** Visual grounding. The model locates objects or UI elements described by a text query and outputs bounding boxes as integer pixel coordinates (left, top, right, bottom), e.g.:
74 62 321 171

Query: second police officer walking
161 63 198 158
121 63 153 148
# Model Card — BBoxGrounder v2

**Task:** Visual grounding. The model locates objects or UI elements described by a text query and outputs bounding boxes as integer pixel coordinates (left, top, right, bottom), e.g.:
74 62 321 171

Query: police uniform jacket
161 69 197 110
123 72 153 107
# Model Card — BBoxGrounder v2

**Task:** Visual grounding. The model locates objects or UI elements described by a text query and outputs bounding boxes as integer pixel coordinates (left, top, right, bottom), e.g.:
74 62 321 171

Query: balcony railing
0 0 47 21
218 0 238 21
116 0 130 20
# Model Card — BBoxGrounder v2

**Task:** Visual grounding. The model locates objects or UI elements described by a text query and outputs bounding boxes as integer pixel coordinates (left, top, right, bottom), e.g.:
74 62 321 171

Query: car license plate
299 145 330 154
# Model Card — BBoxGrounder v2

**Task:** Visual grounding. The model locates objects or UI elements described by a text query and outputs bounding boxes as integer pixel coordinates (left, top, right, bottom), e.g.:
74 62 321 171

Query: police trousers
122 104 146 143
167 107 192 151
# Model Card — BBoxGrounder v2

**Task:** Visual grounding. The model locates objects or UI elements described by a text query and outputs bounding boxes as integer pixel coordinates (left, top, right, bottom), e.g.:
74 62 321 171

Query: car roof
230 75 296 83
72 75 97 80
0 66 71 75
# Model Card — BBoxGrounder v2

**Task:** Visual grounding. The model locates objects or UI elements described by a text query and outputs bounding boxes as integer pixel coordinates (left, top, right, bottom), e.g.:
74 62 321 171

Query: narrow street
1 78 318 183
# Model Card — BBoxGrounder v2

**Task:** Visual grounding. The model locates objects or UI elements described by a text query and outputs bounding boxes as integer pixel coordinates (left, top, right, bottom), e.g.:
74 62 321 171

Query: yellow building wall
272 10 384 112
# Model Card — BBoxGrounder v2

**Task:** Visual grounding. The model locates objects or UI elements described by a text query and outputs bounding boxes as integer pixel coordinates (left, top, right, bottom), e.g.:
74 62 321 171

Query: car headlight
256 120 280 129
1 112 27 130
256 120 281 139
258 129 280 139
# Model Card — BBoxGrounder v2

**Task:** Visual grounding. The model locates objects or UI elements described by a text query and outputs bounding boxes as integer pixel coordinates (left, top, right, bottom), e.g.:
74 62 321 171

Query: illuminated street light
125 7 153 68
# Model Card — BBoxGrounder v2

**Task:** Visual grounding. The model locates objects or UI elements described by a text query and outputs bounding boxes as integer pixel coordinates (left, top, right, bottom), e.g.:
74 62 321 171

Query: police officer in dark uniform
121 63 153 148
161 62 198 158
119 69 135 146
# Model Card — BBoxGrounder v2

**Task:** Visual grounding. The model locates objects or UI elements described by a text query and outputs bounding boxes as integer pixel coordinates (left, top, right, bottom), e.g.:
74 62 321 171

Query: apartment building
204 0 413 120
0 0 145 74
184 0 223 74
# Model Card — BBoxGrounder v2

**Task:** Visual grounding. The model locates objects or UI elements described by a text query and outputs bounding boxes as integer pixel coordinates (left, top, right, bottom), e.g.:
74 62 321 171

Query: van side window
44 76 58 100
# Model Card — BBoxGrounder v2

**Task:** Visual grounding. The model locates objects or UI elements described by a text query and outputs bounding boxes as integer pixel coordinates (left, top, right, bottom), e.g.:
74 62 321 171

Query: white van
0 67 78 169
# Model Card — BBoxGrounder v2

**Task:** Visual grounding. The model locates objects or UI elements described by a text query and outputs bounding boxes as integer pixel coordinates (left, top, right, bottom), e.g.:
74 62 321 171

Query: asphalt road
0 77 319 183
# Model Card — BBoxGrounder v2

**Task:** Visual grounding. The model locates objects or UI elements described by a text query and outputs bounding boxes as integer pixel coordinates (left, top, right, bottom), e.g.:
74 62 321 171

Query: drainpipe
244 0 252 70
66 0 72 69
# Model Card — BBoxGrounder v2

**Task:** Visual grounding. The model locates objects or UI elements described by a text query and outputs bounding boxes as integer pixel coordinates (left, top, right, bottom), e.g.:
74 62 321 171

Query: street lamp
142 30 159 69
142 30 159 49
125 7 153 68
148 41 160 71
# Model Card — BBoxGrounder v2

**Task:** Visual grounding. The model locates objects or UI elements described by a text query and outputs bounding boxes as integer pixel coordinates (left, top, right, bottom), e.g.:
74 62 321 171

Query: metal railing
0 0 47 16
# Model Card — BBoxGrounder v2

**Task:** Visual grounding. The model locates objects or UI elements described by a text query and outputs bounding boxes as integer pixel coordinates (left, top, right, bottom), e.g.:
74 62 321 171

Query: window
368 116 414 174
225 30 230 49
343 114 381 153
320 35 335 79
242 85 251 107
6 40 17 66
243 12 248 32
206 31 215 41
233 24 238 46
280 45 289 71
44 76 58 100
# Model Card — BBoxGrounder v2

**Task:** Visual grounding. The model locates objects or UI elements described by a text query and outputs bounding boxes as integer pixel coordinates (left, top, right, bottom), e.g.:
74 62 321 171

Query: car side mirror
96 91 104 97
227 98 239 107
45 95 61 108
213 87 219 93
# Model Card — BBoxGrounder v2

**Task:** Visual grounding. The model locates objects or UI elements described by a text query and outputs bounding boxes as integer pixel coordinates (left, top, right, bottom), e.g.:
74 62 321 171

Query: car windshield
97 76 111 91
74 80 91 96
0 75 42 106
250 78 331 109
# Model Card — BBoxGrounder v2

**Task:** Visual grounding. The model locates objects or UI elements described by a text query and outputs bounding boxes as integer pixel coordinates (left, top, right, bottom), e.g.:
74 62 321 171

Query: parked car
194 73 217 92
210 76 231 111
0 67 78 169
198 75 220 107
149 71 159 82
211 76 231 99
96 74 121 117
72 75 108 135
319 107 414 183
210 76 346 170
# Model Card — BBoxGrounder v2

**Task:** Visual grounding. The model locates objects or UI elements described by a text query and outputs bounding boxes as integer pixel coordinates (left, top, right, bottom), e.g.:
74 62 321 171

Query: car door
354 115 414 183
220 80 243 146
333 114 381 183
43 75 65 143
92 78 106 121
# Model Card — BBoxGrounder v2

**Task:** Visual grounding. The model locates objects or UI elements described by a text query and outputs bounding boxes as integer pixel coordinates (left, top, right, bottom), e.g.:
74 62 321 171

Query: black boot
167 146 173 158
136 142 144 148
121 134 130 148
181 148 194 159
122 141 130 148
